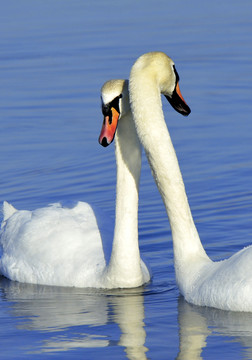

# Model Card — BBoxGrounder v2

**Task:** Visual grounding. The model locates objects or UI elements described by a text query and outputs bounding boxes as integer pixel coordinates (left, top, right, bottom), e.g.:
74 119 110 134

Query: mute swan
0 79 150 288
129 51 252 312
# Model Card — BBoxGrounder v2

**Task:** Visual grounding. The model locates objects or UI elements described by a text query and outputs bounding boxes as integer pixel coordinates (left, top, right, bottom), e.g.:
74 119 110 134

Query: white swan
0 79 150 288
129 51 252 312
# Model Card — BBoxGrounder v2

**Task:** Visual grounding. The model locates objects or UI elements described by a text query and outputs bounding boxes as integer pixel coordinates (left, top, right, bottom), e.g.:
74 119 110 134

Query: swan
0 79 150 288
128 51 252 312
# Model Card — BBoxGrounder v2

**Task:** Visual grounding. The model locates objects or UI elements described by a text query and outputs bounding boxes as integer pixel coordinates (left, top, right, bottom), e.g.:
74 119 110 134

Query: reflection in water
0 278 148 359
176 297 252 360
176 298 211 359
112 293 148 360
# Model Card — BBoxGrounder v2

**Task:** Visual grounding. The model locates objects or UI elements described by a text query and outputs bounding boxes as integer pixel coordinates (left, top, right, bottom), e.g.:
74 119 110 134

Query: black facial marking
102 95 122 116
101 94 122 124
173 65 180 84
164 65 191 116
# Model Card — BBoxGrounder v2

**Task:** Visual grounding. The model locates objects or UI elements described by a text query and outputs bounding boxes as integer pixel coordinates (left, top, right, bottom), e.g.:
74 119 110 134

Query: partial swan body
0 79 150 288
128 51 252 312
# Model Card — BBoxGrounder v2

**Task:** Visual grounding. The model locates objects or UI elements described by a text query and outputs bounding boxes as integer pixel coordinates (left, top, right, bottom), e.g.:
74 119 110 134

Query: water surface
1 0 252 359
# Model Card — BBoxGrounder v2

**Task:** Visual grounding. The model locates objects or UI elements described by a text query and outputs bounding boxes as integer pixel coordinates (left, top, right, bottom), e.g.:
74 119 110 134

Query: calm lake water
1 0 252 359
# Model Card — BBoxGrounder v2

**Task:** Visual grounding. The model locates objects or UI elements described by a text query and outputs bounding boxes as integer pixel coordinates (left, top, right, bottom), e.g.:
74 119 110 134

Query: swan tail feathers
2 201 18 222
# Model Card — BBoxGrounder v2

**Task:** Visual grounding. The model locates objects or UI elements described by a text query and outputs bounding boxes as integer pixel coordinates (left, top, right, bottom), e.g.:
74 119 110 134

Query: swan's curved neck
129 72 209 266
106 111 144 287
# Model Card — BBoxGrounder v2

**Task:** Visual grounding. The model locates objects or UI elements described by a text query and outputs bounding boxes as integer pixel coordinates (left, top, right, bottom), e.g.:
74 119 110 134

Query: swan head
130 51 191 116
99 79 130 147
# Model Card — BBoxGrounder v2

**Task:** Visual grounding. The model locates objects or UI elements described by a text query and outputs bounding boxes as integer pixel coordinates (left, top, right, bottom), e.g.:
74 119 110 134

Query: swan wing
0 202 107 287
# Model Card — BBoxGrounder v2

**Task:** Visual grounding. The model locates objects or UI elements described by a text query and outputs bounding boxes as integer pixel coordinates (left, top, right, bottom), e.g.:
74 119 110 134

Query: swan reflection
177 296 252 359
0 277 148 359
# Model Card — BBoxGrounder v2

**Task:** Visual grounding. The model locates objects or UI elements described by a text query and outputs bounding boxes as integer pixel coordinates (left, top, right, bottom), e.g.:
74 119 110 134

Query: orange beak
175 81 187 105
99 107 120 147
165 81 191 116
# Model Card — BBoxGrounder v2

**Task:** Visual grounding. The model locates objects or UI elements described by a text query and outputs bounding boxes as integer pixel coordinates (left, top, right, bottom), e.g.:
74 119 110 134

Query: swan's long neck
129 71 209 272
106 111 144 287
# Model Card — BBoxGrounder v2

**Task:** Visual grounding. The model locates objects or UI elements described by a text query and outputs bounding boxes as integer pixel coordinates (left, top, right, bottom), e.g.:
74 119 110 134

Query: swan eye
102 103 110 116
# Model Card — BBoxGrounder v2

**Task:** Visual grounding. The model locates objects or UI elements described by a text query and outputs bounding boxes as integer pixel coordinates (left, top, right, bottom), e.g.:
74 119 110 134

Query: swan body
0 79 150 288
129 51 252 312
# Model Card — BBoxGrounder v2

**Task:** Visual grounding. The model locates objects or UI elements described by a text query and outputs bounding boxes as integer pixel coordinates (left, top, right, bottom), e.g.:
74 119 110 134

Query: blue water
1 0 252 358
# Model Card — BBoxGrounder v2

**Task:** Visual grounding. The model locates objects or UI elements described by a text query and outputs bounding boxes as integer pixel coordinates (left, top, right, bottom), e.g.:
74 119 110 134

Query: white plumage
2 52 252 312
0 79 150 289
129 51 252 312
